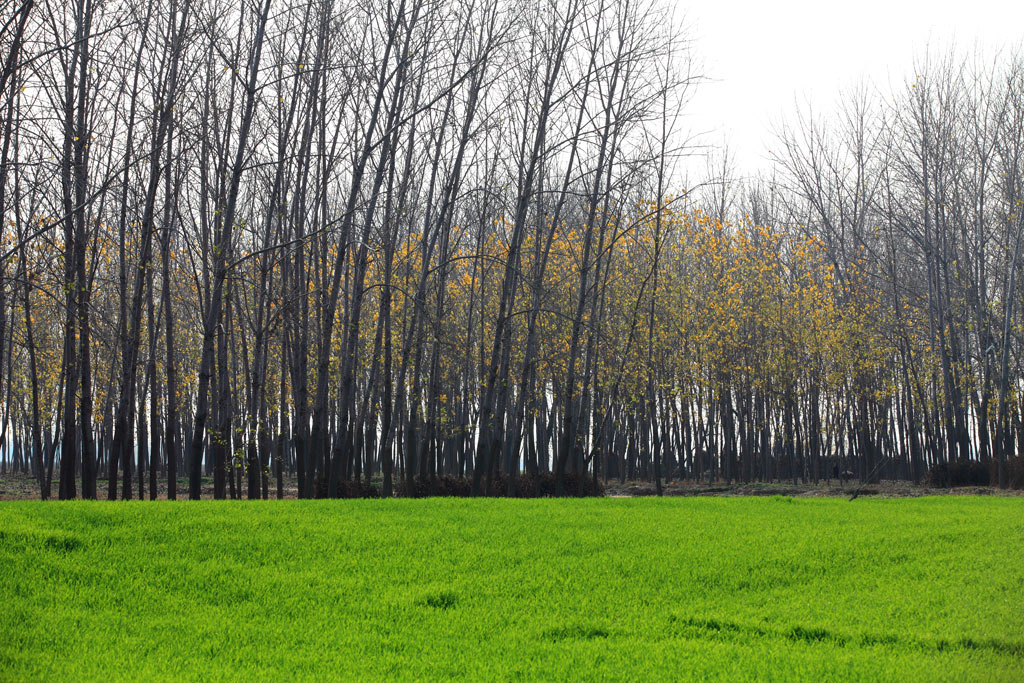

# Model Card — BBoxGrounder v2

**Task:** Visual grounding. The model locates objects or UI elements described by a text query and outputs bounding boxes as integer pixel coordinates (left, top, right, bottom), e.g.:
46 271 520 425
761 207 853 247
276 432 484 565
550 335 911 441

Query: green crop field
1 498 1022 681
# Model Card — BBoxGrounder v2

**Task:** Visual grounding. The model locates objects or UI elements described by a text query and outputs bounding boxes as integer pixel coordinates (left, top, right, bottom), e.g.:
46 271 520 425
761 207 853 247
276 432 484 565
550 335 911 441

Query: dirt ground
602 479 1024 498
1 471 1022 500
0 473 302 501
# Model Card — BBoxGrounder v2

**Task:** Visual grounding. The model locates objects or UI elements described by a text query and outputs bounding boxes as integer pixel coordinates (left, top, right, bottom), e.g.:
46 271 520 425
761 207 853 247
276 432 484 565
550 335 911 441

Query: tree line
0 0 1021 499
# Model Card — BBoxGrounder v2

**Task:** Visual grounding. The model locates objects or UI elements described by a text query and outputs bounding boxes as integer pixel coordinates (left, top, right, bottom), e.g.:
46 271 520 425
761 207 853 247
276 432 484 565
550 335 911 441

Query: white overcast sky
679 0 1024 174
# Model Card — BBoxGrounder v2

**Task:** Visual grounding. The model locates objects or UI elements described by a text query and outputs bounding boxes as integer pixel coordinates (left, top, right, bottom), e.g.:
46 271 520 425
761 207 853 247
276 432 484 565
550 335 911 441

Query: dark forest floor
1 471 1021 500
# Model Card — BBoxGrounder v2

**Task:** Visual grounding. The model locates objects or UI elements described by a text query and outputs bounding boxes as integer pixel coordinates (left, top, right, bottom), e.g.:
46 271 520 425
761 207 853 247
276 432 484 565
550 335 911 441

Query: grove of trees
0 0 1022 499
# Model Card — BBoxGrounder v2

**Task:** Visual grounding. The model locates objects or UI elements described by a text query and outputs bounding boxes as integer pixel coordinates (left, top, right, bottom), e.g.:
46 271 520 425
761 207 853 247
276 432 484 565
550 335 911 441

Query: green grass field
1 498 1022 680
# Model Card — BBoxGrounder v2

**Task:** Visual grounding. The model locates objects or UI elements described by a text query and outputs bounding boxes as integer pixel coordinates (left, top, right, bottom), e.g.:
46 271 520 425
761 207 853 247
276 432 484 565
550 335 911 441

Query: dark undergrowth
927 456 1024 489
311 471 605 498
397 471 604 498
